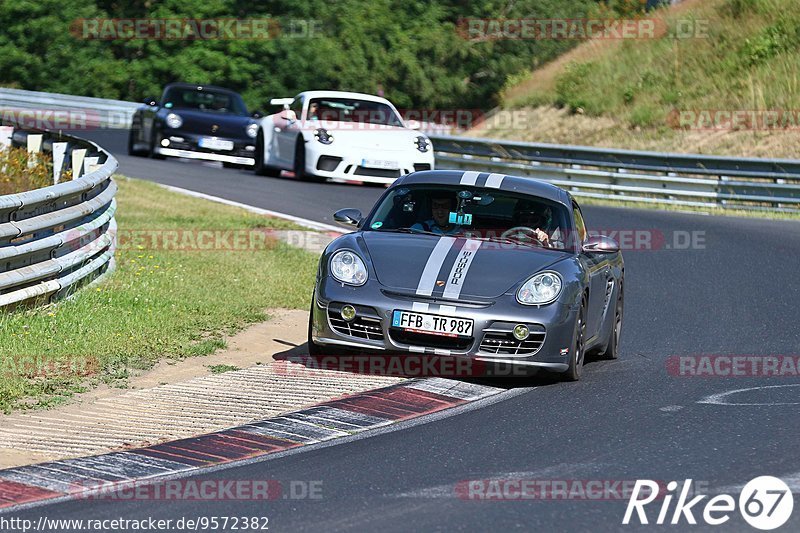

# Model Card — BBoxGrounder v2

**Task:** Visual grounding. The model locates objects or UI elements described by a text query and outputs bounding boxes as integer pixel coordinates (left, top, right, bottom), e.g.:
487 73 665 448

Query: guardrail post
26 133 43 168
0 126 12 150
72 148 86 179
52 142 68 184
84 156 100 174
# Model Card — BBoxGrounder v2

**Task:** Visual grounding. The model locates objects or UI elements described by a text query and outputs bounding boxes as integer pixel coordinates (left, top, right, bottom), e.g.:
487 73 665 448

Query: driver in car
411 193 462 235
511 202 563 248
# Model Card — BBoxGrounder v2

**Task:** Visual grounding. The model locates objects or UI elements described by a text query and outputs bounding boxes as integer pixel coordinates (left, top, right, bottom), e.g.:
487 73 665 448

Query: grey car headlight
517 271 562 305
165 113 183 129
246 123 258 138
330 250 368 286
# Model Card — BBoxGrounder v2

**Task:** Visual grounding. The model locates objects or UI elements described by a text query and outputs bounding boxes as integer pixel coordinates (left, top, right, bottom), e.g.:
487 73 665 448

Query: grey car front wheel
563 301 587 382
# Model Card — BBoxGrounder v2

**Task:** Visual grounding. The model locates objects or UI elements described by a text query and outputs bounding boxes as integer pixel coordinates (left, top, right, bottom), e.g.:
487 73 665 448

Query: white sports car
253 91 435 184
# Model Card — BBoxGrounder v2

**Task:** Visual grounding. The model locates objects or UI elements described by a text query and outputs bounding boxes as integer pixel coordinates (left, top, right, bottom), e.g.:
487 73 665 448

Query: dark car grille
413 163 432 172
327 309 384 341
353 166 401 178
390 330 473 351
479 330 546 356
316 156 342 172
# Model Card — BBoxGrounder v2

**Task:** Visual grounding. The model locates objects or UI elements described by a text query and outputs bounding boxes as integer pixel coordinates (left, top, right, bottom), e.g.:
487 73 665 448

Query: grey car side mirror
334 208 363 228
582 235 620 254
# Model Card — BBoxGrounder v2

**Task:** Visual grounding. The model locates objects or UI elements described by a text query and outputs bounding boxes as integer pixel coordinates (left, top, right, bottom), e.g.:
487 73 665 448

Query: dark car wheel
308 298 322 357
149 130 165 160
127 127 145 156
294 137 326 183
254 130 280 176
599 284 624 360
563 299 587 382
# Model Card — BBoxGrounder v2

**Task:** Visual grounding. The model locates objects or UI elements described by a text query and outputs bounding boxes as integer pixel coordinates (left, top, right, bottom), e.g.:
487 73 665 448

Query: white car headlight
330 250 368 286
414 135 430 152
165 113 183 129
517 271 562 305
246 123 258 138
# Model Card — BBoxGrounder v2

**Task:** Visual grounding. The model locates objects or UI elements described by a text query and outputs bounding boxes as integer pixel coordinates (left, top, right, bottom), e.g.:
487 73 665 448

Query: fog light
341 305 357 322
512 324 529 341
160 139 170 147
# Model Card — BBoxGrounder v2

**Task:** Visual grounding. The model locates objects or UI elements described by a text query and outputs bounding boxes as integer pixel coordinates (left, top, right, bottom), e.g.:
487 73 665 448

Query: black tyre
599 284 623 360
563 299 587 382
149 130 165 160
254 129 280 176
127 127 145 156
307 300 331 356
294 137 326 183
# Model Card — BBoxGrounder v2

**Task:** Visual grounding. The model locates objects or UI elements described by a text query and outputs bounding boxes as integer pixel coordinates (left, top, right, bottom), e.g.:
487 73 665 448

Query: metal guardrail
2 88 798 213
429 135 800 212
0 125 118 309
0 88 138 129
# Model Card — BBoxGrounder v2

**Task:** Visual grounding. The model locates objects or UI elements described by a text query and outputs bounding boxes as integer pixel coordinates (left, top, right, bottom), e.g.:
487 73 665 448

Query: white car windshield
306 98 403 126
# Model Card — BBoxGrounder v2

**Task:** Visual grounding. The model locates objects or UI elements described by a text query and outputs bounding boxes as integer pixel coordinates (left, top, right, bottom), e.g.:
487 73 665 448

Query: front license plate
361 158 399 169
199 137 234 151
392 310 473 338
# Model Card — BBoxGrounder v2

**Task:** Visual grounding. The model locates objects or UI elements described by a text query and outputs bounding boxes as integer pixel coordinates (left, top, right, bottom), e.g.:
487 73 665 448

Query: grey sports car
308 170 624 380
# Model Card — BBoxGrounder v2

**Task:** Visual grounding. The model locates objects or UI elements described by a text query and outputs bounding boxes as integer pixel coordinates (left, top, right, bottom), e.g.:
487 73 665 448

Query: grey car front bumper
310 276 579 372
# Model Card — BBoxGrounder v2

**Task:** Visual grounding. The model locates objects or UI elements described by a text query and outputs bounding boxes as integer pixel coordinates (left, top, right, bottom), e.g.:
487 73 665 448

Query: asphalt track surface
11 130 800 532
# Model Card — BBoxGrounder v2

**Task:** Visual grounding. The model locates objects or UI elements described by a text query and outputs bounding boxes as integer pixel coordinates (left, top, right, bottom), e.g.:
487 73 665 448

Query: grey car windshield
162 87 248 115
365 186 574 251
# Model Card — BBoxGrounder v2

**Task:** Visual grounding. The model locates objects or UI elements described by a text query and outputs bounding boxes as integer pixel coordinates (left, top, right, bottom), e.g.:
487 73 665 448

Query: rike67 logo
623 477 794 530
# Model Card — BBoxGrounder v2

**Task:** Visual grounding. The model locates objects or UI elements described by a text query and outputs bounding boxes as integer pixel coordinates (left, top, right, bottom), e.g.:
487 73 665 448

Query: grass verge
0 176 319 413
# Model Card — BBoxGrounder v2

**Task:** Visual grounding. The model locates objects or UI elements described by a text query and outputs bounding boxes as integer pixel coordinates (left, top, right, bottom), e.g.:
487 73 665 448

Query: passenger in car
411 193 462 235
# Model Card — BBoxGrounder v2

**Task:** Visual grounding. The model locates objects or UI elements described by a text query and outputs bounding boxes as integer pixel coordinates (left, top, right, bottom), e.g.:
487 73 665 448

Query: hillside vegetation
479 0 800 158
0 0 608 110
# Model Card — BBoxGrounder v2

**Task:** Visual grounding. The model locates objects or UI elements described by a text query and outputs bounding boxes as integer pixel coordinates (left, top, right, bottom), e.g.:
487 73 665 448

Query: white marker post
0 126 13 151
52 142 68 184
72 148 86 179
27 133 43 168
84 156 100 174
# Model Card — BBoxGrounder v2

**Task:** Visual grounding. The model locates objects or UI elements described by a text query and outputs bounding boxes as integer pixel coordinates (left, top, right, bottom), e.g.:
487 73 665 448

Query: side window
291 96 304 120
573 204 587 243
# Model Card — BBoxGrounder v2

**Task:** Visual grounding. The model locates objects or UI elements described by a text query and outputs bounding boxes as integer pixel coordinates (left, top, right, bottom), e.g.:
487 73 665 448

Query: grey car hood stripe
460 171 481 185
416 237 457 296
442 239 482 300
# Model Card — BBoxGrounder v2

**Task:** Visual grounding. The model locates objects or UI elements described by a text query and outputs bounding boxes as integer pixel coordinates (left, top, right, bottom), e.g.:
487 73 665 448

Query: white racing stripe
442 239 482 300
459 171 481 185
411 302 429 312
485 173 505 188
416 237 456 296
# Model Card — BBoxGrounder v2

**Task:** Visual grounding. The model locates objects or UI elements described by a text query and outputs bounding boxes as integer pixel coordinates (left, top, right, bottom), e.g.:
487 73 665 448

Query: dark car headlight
517 271 562 305
330 250 367 286
165 113 183 129
246 123 258 138
414 136 430 152
314 128 334 145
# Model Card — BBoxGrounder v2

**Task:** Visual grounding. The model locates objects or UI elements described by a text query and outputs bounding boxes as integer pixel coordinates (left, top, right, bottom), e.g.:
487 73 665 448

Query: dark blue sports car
128 83 261 167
